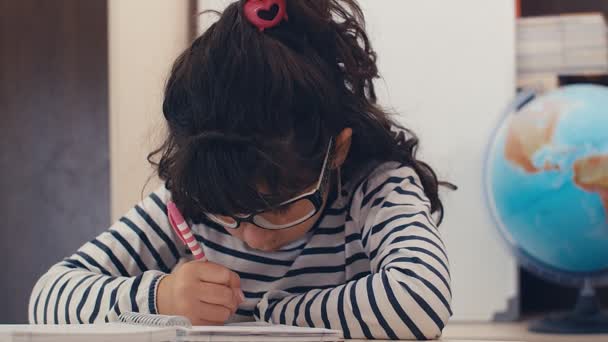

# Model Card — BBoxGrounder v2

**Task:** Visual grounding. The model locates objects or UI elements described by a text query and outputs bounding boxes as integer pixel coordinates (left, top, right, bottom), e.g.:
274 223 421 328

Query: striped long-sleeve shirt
29 162 452 340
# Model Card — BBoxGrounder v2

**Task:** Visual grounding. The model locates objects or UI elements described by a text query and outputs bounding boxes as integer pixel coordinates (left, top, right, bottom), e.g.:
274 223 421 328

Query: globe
485 84 608 333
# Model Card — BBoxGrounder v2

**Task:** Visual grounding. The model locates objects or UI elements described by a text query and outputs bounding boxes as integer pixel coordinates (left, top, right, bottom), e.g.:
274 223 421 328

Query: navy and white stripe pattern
29 162 451 340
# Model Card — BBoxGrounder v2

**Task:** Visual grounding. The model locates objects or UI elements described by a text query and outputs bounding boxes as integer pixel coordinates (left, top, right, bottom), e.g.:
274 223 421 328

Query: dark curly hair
148 0 455 224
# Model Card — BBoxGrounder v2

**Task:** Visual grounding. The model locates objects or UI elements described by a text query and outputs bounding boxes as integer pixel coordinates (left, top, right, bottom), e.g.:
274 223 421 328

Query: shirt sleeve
28 185 185 324
255 165 452 340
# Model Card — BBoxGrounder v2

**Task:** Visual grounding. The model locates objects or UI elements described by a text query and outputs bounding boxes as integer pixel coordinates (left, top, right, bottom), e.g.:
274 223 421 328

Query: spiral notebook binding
118 312 192 328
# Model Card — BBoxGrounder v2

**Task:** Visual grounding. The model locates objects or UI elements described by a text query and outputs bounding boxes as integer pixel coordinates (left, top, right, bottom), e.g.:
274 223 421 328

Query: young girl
29 0 453 339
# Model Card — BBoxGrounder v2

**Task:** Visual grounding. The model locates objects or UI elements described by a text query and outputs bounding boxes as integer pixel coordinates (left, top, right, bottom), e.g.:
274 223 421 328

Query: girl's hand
156 260 245 325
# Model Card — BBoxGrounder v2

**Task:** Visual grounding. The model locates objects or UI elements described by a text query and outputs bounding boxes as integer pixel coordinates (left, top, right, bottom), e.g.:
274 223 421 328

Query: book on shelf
517 12 608 77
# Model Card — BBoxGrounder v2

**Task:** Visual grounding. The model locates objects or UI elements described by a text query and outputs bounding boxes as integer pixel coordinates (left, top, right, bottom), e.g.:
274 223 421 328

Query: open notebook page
184 322 341 336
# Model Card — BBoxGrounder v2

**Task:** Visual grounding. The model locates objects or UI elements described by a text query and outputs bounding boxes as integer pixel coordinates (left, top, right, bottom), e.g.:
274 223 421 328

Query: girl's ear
332 128 353 169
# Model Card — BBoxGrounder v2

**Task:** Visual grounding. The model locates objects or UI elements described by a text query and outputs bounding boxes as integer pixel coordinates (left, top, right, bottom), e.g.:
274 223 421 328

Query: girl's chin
256 246 280 252
244 239 283 252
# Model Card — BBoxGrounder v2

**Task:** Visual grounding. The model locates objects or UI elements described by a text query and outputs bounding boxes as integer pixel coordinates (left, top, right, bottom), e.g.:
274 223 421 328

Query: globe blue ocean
487 84 608 281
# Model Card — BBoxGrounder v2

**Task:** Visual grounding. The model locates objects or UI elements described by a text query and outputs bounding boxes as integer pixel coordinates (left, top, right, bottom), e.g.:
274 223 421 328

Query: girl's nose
241 223 273 249
241 222 264 237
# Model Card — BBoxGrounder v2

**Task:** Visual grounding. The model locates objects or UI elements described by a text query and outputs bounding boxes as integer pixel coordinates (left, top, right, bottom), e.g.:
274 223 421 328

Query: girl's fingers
196 282 239 312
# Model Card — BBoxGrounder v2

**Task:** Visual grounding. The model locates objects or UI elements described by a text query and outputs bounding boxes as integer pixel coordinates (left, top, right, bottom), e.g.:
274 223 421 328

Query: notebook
0 323 176 342
1 313 343 342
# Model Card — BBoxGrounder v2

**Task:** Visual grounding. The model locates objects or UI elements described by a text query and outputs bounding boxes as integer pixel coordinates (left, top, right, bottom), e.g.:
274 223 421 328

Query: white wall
108 0 191 220
359 0 518 321
198 0 518 321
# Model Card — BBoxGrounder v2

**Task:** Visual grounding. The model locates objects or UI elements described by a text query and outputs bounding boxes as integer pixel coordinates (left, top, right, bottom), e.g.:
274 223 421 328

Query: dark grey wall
0 0 109 323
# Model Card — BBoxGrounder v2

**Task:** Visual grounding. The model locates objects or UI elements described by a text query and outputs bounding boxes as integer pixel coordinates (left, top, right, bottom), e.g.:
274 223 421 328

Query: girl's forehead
256 178 317 203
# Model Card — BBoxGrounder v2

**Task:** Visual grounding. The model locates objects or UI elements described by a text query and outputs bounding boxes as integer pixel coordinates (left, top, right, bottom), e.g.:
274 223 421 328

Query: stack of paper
517 13 608 76
0 324 176 342
0 322 343 342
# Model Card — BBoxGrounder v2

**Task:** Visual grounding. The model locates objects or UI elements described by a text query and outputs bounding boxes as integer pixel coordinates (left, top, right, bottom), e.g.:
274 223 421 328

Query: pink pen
167 201 207 261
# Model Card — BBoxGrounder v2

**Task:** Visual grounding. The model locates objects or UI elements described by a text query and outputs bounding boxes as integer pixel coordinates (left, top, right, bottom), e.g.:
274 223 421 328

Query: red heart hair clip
244 0 288 32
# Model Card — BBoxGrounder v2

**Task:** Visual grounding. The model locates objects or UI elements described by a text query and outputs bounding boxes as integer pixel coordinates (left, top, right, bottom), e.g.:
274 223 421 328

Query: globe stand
529 279 608 334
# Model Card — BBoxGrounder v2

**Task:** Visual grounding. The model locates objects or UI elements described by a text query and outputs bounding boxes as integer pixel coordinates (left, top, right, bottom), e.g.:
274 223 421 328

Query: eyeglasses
206 138 334 230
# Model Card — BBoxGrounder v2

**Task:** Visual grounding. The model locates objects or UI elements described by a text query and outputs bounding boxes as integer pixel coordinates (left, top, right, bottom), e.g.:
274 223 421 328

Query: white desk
347 321 607 341
442 322 607 342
